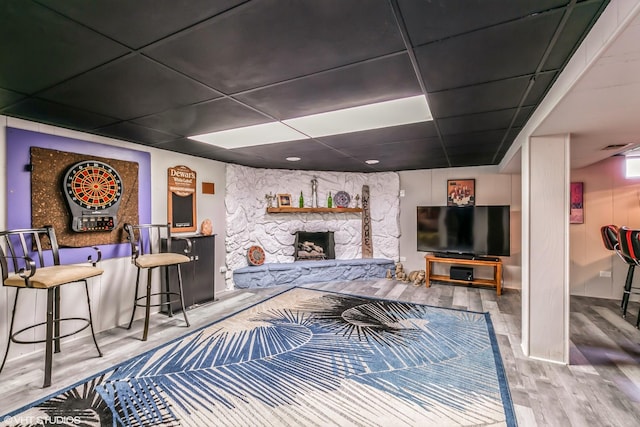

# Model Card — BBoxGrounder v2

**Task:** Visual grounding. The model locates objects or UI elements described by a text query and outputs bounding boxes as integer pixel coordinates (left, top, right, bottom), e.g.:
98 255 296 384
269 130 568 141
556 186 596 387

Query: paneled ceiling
0 0 608 172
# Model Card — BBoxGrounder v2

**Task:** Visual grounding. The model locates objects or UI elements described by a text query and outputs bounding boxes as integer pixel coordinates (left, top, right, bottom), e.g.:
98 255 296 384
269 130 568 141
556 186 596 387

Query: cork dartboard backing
30 147 139 248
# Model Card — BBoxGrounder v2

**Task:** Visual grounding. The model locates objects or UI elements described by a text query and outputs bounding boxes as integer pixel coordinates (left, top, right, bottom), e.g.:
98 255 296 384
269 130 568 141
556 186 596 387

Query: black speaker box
450 266 473 281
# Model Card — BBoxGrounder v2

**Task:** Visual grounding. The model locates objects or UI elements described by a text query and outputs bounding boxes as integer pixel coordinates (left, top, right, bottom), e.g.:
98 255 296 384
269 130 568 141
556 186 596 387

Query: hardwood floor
1 279 639 426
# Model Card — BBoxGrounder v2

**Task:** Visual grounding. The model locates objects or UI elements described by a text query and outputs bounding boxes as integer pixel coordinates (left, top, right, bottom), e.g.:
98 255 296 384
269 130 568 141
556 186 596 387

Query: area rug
1 287 516 426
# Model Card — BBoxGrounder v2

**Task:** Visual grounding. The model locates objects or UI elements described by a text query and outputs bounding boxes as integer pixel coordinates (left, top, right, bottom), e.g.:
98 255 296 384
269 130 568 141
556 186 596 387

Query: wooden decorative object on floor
408 270 426 286
361 185 373 258
395 262 406 281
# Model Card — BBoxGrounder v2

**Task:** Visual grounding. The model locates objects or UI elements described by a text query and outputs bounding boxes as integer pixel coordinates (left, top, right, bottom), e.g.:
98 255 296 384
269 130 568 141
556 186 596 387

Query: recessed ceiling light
283 95 432 138
189 122 309 149
365 159 380 165
286 156 301 161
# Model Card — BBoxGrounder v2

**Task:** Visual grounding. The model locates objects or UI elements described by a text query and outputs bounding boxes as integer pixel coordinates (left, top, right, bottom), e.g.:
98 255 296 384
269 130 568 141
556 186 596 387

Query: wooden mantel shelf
267 207 362 213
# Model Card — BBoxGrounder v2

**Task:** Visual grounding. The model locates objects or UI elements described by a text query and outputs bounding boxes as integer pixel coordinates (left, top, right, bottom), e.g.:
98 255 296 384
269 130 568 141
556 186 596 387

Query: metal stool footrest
134 291 183 308
11 317 92 345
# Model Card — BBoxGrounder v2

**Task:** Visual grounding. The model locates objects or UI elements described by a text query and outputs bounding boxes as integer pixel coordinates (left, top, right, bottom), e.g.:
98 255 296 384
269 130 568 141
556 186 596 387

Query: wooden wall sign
168 165 197 233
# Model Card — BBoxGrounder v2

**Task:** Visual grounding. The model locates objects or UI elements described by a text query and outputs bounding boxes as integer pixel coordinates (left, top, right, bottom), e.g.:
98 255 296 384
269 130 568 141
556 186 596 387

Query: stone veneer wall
225 164 400 288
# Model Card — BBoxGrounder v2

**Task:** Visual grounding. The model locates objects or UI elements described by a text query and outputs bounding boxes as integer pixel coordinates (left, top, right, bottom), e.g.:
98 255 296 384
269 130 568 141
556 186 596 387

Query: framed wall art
277 193 292 207
447 179 475 207
570 182 584 224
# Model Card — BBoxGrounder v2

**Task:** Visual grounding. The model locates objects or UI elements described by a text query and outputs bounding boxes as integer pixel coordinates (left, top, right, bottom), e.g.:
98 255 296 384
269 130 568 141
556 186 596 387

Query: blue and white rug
2 287 516 426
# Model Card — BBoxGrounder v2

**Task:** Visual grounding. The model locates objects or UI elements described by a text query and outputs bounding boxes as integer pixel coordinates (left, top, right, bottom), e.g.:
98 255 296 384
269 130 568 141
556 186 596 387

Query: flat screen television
417 205 510 256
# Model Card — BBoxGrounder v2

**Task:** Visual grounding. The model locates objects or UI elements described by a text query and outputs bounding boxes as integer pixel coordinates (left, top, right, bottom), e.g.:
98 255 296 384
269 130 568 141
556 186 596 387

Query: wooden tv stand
424 254 503 295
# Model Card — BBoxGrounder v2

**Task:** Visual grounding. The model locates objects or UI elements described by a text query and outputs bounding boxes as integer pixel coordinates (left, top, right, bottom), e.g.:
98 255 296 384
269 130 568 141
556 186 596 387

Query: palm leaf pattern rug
1 287 516 426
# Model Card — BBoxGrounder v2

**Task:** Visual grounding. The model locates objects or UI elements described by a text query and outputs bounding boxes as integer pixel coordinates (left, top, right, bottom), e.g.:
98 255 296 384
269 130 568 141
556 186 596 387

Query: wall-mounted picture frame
277 193 292 207
570 182 584 224
447 179 475 207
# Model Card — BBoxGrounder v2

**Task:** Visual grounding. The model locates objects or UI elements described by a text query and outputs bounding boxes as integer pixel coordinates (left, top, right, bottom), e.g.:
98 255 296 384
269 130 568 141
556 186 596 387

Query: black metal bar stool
600 225 639 317
0 226 103 387
615 226 640 327
124 223 192 341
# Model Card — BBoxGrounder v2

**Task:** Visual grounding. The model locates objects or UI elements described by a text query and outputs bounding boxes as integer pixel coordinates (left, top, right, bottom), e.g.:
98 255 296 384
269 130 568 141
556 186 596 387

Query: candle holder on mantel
265 192 276 208
311 177 319 208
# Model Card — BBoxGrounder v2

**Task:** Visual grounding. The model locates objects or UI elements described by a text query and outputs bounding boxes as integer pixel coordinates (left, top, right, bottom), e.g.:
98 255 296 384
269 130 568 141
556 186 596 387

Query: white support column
521 134 570 363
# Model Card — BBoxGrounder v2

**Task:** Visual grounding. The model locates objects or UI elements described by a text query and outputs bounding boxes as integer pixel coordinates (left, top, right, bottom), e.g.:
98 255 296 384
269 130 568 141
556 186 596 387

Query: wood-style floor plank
0 280 639 426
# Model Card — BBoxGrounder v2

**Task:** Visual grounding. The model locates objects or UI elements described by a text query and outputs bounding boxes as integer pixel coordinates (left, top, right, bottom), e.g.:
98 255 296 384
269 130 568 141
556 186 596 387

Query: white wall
398 166 522 289
0 116 227 364
570 155 640 301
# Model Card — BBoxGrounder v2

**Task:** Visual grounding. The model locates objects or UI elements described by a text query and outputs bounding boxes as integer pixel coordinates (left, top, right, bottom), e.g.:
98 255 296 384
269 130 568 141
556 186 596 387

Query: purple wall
5 127 151 263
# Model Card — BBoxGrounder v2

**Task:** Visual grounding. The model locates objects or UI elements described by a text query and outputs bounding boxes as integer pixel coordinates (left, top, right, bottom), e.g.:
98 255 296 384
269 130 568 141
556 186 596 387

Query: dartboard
64 161 123 210
62 160 124 232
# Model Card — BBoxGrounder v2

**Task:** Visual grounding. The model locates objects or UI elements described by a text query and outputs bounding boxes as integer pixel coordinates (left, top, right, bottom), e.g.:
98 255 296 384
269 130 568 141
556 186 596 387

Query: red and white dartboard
63 160 123 232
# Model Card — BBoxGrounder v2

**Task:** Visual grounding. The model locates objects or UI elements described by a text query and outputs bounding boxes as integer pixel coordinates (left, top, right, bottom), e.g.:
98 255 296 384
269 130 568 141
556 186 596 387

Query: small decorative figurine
386 269 392 279
395 262 406 281
200 219 213 236
265 191 276 208
355 194 360 208
408 270 425 286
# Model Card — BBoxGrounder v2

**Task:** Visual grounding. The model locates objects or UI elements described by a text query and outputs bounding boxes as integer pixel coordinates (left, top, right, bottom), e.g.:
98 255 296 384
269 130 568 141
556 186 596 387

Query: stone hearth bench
233 258 395 289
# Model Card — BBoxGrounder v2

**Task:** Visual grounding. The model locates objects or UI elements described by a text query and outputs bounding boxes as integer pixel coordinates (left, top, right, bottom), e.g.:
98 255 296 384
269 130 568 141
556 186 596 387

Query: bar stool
600 225 638 317
615 226 640 327
0 226 103 387
124 223 191 341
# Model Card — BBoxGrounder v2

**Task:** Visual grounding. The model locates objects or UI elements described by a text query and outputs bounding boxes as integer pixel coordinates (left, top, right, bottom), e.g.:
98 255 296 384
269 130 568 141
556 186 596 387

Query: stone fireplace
294 231 335 261
224 164 401 289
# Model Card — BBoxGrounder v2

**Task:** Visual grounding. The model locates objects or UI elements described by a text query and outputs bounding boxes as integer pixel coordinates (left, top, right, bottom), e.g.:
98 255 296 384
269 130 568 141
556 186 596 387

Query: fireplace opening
293 231 335 261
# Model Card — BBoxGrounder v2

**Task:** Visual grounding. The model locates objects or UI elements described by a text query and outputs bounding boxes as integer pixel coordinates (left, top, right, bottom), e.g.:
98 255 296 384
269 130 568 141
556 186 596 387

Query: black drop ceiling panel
2 98 119 131
235 53 422 119
0 89 26 109
443 130 507 154
39 54 220 120
0 1 129 94
512 106 536 128
522 71 558 106
133 98 270 137
398 0 568 46
542 1 607 71
428 76 531 118
94 122 180 145
155 138 227 157
143 0 405 93
229 140 343 166
341 139 450 171
280 154 371 173
318 122 439 149
496 127 523 160
227 138 390 172
448 153 496 167
0 0 611 173
415 11 562 92
340 139 446 158
438 109 519 136
35 0 244 49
